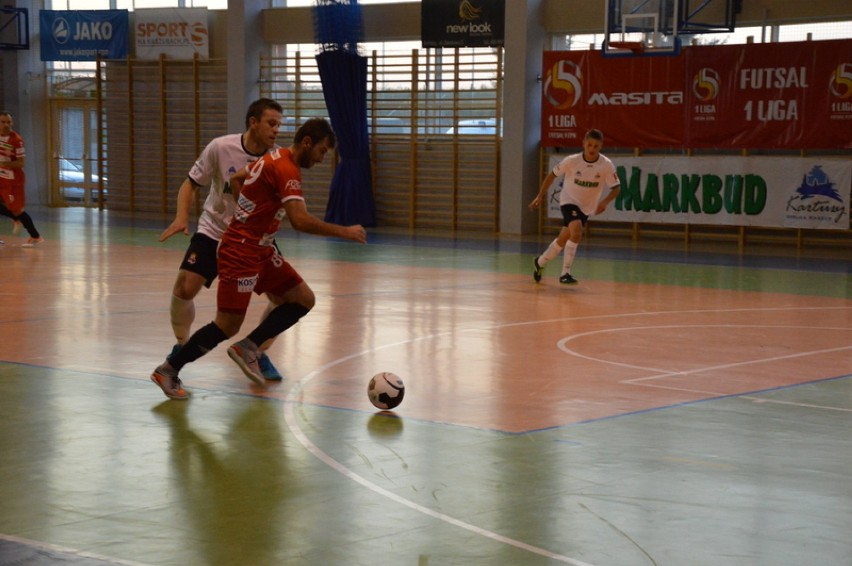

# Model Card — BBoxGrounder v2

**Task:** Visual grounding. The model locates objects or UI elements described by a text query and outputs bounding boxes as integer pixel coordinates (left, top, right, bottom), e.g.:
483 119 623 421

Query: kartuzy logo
786 165 847 225
544 60 582 110
693 67 720 101
829 63 852 99
52 17 71 45
795 166 843 203
458 0 481 21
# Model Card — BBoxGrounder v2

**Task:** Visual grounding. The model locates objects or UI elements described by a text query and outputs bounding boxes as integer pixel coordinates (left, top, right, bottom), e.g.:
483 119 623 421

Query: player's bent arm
159 177 199 242
4 156 24 169
229 168 248 200
284 199 367 243
595 185 621 215
529 171 557 210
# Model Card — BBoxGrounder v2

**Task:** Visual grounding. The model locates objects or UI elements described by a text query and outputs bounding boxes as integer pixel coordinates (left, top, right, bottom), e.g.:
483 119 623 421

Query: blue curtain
316 49 376 227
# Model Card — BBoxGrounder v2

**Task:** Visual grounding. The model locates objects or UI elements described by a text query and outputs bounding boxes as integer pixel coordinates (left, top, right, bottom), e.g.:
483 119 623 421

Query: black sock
247 303 310 347
15 212 39 238
168 322 228 371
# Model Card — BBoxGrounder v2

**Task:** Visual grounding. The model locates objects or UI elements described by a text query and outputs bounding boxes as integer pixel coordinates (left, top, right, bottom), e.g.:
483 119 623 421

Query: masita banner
547 155 851 230
134 8 208 61
542 39 852 150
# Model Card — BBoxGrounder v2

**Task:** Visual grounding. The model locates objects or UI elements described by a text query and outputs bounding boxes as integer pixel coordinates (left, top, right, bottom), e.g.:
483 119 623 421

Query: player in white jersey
158 98 285 380
528 129 621 285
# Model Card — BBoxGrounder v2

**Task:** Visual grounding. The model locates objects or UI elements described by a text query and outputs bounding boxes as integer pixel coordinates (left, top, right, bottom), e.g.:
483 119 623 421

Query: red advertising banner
541 50 685 148
542 39 852 150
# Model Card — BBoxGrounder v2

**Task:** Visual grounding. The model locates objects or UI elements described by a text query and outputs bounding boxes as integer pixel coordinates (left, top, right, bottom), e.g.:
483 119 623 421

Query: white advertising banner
547 155 851 230
134 8 208 61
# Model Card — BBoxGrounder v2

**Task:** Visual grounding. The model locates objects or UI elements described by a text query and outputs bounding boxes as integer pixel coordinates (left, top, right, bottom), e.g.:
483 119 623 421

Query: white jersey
552 152 620 216
189 133 273 240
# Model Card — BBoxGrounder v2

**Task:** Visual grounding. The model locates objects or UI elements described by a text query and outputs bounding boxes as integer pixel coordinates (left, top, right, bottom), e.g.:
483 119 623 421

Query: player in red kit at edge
150 118 367 400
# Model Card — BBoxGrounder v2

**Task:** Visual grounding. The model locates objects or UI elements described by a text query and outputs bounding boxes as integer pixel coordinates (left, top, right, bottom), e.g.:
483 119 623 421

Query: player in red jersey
150 118 367 399
0 111 43 246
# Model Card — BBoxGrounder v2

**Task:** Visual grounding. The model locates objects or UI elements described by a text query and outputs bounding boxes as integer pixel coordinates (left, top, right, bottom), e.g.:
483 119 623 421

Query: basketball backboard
604 0 738 57
0 7 29 50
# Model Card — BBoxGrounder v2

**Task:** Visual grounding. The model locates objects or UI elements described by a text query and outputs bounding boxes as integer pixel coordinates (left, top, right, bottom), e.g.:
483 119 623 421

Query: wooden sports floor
1 208 850 566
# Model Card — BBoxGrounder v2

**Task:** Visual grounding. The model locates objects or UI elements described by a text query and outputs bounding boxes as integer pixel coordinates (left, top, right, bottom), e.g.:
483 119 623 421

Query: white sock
538 238 564 266
562 241 578 275
170 295 195 345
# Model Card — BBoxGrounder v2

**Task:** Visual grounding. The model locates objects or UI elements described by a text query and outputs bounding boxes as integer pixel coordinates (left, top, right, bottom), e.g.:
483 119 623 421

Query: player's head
582 128 604 161
584 129 604 143
245 98 283 150
0 111 12 134
292 118 336 169
245 98 282 129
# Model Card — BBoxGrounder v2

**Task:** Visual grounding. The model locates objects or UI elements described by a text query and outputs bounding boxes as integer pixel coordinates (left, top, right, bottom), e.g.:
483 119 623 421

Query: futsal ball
368 372 405 410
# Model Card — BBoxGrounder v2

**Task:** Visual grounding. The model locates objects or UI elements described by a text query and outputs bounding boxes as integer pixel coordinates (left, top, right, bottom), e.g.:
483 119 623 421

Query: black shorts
179 232 219 288
560 204 589 227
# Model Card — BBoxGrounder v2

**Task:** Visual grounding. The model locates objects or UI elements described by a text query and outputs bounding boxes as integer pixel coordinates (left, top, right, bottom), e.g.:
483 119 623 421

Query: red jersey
223 147 304 249
0 131 25 185
0 130 26 213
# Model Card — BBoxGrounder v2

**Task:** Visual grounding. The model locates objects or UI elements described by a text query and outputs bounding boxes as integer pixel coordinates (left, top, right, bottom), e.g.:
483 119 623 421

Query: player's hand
343 224 367 244
159 220 190 242
594 202 608 216
529 195 542 210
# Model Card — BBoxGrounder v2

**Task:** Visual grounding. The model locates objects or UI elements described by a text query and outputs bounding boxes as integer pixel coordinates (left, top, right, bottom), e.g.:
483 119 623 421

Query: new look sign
40 10 129 61
422 0 504 48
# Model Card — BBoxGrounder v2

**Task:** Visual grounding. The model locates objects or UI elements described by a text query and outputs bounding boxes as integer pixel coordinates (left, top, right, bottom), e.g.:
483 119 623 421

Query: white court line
282 307 852 563
556 324 852 382
283 340 595 566
0 533 151 566
556 323 852 410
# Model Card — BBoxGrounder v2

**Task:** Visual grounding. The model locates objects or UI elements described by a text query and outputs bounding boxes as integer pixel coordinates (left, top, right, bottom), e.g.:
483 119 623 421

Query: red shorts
216 241 304 314
0 180 25 215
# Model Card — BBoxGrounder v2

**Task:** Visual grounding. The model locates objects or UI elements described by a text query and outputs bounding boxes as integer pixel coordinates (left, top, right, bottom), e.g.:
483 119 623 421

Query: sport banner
134 8 209 61
542 39 852 149
39 10 129 61
547 155 851 230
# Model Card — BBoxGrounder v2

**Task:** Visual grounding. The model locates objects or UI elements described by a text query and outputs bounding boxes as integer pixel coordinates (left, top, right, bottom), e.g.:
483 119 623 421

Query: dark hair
295 118 336 149
0 111 11 118
585 128 604 142
245 98 283 129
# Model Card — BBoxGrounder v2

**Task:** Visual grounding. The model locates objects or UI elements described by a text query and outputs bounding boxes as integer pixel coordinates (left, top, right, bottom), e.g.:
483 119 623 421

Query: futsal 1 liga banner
541 39 852 150
547 155 851 230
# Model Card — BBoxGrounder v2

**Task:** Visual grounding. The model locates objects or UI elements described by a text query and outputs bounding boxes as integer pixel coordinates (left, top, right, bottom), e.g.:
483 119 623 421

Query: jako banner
39 10 129 61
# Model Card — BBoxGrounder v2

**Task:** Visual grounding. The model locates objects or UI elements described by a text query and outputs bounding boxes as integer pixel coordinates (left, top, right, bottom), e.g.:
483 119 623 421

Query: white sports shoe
227 340 265 385
21 237 44 248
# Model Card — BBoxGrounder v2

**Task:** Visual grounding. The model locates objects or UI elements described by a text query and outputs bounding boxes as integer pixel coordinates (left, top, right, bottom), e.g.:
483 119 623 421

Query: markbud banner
548 155 851 230
40 10 129 61
134 8 208 61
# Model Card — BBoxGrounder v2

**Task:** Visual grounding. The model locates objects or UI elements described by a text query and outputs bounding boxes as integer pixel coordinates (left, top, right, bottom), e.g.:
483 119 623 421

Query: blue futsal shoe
258 352 284 381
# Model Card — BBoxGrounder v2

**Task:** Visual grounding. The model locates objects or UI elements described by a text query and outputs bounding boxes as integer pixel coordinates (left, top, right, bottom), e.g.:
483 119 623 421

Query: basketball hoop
606 41 646 54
